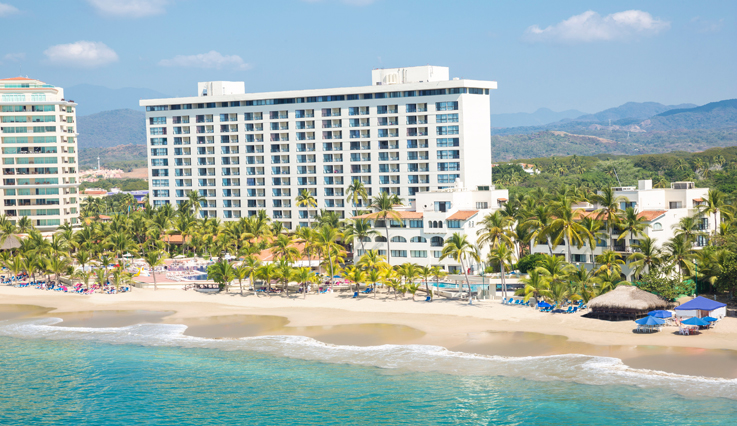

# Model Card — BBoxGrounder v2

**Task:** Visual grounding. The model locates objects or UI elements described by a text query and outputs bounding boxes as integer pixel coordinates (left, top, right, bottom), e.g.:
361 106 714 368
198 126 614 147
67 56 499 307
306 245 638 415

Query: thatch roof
588 285 668 311
0 235 21 250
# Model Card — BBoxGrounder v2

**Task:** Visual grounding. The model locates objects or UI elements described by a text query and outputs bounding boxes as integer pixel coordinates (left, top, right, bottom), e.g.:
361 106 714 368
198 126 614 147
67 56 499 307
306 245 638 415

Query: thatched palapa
587 285 668 321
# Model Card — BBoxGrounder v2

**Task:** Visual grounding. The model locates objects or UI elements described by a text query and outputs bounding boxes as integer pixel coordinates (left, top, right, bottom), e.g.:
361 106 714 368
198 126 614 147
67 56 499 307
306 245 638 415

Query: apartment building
140 66 496 229
0 77 80 229
531 180 713 279
354 180 509 271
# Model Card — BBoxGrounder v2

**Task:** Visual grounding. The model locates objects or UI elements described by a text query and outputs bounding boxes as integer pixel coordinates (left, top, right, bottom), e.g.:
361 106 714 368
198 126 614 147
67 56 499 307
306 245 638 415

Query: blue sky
0 0 735 114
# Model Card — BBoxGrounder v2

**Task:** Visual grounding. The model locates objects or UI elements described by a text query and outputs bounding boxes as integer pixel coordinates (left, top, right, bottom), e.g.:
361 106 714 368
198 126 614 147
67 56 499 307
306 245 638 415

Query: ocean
1 318 736 425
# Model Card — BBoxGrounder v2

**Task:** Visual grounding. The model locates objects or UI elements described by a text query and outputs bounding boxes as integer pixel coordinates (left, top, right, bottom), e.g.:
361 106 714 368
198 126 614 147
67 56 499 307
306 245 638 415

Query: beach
2 285 736 380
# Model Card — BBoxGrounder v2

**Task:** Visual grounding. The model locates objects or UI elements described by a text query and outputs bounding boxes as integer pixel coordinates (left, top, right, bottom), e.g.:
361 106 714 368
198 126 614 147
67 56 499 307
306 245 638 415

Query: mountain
66 84 168 116
79 144 147 171
77 109 145 149
490 108 586 128
641 99 737 131
571 102 697 123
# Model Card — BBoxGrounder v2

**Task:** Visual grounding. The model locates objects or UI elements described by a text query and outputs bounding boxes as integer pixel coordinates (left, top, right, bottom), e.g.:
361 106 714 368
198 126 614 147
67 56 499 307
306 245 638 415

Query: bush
517 253 547 273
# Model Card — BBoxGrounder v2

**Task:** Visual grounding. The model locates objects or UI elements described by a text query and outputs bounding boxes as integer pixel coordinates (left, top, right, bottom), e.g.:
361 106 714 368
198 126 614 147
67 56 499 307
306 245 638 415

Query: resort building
353 180 509 272
0 77 80 229
140 66 496 229
531 180 714 279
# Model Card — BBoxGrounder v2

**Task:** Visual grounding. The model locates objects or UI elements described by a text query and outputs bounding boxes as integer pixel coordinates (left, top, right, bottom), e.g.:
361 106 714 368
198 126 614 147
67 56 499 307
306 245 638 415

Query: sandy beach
2 285 736 379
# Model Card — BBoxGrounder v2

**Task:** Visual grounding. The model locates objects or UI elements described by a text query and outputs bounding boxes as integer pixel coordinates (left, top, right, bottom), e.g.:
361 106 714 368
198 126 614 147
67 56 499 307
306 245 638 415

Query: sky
0 0 735 114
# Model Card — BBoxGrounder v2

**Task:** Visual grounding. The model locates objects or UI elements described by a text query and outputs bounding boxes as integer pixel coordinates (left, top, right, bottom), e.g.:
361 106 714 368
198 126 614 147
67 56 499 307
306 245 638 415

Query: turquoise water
1 319 737 424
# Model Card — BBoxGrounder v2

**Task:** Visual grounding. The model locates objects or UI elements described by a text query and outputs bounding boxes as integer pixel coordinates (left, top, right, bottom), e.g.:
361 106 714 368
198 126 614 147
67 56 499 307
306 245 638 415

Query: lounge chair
501 297 507 304
565 306 573 314
352 291 358 298
425 296 432 302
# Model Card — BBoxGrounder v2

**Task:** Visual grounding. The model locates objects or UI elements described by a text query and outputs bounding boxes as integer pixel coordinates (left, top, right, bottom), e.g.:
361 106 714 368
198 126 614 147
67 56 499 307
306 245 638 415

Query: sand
1 285 736 378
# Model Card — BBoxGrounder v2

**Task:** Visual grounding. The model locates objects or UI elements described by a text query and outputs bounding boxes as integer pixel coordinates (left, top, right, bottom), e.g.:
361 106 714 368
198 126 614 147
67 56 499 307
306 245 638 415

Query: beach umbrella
636 316 665 325
702 316 718 322
681 317 710 326
537 301 552 308
648 310 672 318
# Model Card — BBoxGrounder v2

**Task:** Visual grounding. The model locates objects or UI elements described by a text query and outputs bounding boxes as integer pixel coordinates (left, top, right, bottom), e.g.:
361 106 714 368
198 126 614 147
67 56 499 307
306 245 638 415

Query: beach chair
524 301 531 307
352 291 358 298
572 306 578 313
501 297 507 304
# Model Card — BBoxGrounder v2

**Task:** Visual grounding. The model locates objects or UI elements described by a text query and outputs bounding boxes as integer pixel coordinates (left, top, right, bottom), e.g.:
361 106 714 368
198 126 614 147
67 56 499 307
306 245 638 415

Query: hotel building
0 77 80 229
140 66 496 229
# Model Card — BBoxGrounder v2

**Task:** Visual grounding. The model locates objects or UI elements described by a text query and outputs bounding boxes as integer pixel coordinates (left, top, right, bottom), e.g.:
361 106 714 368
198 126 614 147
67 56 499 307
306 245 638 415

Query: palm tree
46 257 70 284
233 264 250 295
570 265 597 302
514 269 551 304
664 234 695 282
357 249 388 271
430 265 448 296
535 254 574 288
292 266 314 299
295 189 318 227
396 262 420 292
272 234 300 262
208 260 236 292
627 236 663 279
591 187 624 252
143 250 167 291
617 207 649 252
548 203 593 263
595 250 625 279
342 265 366 294
439 233 480 304
256 263 278 295
346 180 369 213
476 211 516 249
187 190 206 216
241 255 261 296
314 225 342 288
522 205 555 254
672 216 704 247
343 218 379 259
488 243 515 299
369 192 404 265
698 188 732 237
274 259 294 296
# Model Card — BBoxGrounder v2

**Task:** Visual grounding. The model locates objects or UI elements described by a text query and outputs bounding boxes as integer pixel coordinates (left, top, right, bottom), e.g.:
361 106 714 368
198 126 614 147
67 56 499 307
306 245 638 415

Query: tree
208 260 236 292
487 243 515 299
522 205 555 255
342 265 366 294
516 253 546 274
346 180 369 213
396 262 420 294
591 187 624 251
274 259 294 296
715 251 737 299
187 190 206 216
439 233 480 304
476 211 516 249
314 225 342 289
295 189 318 227
343 218 378 258
664 234 696 282
595 250 625 279
369 192 404 265
616 207 649 253
514 269 551 303
698 188 732 237
548 203 593 263
570 265 597 302
292 267 315 299
637 268 694 300
143 250 167 291
256 263 278 295
240 255 261 296
627 236 663 279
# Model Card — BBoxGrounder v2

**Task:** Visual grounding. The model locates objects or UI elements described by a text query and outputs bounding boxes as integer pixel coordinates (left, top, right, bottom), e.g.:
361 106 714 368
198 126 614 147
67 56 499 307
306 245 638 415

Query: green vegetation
77 109 145 149
80 178 148 192
494 147 737 197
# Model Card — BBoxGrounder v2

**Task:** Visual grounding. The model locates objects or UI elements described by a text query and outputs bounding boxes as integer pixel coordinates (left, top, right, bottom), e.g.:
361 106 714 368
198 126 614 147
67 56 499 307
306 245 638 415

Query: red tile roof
353 211 424 220
447 210 479 220
574 209 666 222
1 77 34 81
693 198 704 202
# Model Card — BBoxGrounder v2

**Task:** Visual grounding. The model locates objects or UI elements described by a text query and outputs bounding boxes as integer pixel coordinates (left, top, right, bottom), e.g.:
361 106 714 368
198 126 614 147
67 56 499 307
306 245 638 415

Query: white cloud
525 10 670 43
3 52 25 61
0 2 19 16
690 16 724 33
86 0 169 18
43 41 119 68
158 51 251 71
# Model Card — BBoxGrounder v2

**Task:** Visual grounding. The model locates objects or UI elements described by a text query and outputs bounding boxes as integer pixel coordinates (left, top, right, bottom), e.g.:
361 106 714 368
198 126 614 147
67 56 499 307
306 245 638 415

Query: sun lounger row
502 298 531 307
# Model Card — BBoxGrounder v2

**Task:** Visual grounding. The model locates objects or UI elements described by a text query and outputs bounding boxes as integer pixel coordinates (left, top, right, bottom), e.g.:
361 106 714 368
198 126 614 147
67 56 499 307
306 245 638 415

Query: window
436 126 459 135
409 219 423 228
437 150 460 159
432 251 443 258
410 236 427 243
410 250 427 258
447 220 461 229
375 236 387 242
434 201 451 212
652 222 663 231
438 174 460 184
391 250 407 258
430 237 444 247
476 202 488 209
150 117 167 125
391 236 406 243
436 101 458 111
377 106 387 114
436 114 459 123
437 162 460 171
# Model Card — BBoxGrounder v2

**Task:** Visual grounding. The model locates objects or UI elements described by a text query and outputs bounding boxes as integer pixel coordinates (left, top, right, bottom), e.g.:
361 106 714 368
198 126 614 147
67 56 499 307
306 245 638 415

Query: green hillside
77 109 145 149
79 144 147 171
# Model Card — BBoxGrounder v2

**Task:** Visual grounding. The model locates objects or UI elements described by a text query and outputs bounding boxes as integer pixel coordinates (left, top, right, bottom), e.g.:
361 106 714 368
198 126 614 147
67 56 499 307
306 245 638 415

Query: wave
2 317 736 399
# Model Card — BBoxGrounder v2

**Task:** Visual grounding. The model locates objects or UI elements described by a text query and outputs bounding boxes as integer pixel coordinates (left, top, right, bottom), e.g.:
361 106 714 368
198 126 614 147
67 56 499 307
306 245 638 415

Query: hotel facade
0 77 80 229
140 66 496 229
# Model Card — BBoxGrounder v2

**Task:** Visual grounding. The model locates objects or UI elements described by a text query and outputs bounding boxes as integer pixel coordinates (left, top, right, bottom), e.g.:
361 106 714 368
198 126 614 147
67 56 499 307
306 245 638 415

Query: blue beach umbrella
648 310 672 318
681 317 710 326
702 316 718 322
636 316 665 326
537 301 552 308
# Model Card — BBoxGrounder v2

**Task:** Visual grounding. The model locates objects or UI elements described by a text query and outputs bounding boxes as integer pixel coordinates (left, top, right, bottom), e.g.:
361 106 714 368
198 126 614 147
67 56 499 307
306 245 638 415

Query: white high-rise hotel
141 66 496 228
0 77 80 229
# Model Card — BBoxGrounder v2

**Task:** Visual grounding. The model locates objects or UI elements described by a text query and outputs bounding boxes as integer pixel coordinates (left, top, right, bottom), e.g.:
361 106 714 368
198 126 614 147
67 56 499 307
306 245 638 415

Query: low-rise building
353 180 508 273
530 180 714 279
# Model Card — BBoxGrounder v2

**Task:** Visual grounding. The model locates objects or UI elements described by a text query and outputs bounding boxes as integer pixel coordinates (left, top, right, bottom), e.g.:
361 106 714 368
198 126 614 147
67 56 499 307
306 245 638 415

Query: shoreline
2 286 737 379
